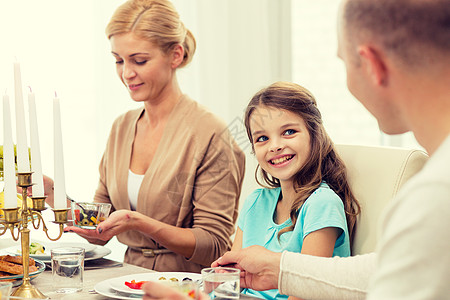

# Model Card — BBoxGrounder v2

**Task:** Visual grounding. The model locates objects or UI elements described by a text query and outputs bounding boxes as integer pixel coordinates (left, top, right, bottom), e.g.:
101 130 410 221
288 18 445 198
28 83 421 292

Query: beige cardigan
94 95 245 272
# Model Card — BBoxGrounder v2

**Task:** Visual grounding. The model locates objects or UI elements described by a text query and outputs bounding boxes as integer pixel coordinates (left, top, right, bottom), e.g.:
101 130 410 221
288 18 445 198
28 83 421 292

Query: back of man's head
343 0 450 68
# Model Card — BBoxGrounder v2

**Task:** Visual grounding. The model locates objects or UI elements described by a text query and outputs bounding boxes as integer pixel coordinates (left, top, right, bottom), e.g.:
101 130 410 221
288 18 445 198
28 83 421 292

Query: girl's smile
268 154 296 167
250 105 311 183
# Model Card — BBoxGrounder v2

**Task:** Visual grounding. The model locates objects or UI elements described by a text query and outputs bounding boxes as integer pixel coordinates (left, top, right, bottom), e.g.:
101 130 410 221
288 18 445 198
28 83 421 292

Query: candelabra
0 172 69 299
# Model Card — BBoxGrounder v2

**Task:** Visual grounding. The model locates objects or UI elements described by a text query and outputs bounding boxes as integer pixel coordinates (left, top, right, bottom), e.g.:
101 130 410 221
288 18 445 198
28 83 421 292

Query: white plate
105 272 201 296
4 241 97 261
94 279 142 299
0 259 46 287
84 245 112 262
42 245 111 263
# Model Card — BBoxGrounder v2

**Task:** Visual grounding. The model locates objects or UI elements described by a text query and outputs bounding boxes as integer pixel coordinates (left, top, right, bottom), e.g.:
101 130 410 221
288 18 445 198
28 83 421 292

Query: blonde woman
65 0 245 272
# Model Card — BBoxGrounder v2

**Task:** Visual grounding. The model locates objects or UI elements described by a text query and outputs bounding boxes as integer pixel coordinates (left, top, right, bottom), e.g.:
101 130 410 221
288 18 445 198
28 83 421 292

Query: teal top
238 183 350 300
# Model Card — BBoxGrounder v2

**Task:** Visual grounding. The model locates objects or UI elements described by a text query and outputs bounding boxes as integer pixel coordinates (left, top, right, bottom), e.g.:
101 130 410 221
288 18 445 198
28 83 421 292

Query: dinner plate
94 279 142 299
3 241 97 261
0 259 45 287
37 245 111 264
84 245 112 261
104 272 201 296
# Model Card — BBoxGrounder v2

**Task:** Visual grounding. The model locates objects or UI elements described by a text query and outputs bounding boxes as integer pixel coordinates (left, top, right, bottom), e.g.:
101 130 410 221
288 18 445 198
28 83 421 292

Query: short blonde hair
106 0 196 68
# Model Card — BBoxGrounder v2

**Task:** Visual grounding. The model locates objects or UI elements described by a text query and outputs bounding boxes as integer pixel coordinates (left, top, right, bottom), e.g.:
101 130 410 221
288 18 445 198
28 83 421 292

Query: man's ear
171 44 184 69
357 45 388 86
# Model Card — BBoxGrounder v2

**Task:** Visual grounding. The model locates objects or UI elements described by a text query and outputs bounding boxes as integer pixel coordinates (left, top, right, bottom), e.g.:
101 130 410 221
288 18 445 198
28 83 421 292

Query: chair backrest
335 144 428 255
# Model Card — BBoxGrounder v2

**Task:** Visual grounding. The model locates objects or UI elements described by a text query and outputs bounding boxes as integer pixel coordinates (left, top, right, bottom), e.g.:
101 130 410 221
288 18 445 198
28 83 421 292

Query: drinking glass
51 247 85 293
0 282 12 300
201 267 240 299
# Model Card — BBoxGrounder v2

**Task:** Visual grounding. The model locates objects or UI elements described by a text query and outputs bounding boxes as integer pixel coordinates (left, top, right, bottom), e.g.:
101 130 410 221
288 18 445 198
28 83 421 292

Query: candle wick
54 91 58 98
28 86 33 93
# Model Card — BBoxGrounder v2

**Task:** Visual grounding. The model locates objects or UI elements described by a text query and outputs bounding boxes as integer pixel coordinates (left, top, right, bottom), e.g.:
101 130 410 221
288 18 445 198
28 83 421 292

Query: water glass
51 247 85 293
0 282 12 300
201 267 240 299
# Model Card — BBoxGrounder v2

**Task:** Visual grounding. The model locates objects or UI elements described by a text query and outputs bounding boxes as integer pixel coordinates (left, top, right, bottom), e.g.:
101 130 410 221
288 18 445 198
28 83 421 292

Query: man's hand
211 245 281 291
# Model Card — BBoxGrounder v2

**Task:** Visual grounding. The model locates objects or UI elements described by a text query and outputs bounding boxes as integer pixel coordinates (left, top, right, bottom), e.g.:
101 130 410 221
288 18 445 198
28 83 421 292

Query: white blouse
127 169 145 211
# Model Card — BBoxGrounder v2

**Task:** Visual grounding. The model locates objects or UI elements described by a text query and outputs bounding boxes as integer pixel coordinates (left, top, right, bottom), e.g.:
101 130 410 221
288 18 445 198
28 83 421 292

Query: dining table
6 258 259 300
1 236 258 300
23 258 148 299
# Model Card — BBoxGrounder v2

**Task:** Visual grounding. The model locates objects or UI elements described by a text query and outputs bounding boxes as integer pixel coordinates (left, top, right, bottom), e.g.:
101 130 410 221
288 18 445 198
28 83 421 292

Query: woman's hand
64 209 136 244
64 226 109 245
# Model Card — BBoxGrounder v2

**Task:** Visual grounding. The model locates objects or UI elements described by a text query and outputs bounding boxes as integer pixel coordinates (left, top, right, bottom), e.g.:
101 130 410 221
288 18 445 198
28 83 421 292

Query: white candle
3 93 17 208
28 89 45 197
14 61 31 173
53 94 66 209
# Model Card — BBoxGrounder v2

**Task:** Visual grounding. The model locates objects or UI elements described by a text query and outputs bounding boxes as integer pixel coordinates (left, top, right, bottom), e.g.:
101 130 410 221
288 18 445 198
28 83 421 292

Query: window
291 0 422 148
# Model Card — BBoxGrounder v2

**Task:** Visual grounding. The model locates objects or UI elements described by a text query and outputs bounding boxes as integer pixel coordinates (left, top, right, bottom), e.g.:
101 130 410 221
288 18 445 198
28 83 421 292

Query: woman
65 0 245 272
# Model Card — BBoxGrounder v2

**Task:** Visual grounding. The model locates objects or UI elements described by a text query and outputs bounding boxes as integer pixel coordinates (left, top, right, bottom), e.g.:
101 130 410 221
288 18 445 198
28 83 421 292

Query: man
213 0 450 299
144 0 450 299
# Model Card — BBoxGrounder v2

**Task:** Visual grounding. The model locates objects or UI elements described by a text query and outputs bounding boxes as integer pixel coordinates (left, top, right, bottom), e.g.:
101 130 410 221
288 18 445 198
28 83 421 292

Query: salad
124 277 197 298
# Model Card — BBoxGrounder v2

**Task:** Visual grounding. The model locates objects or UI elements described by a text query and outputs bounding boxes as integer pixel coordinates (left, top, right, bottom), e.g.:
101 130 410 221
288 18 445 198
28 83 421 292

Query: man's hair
344 0 450 66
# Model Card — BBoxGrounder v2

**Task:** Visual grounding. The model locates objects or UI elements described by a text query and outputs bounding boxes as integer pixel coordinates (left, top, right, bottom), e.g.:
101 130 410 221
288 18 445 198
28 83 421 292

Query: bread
0 255 38 278
0 255 35 266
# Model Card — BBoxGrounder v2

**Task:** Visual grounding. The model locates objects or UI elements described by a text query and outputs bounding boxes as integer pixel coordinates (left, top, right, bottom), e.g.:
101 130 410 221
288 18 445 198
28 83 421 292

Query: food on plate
125 280 148 289
0 255 35 266
0 255 38 276
29 242 45 255
158 276 179 282
0 271 15 282
125 277 197 298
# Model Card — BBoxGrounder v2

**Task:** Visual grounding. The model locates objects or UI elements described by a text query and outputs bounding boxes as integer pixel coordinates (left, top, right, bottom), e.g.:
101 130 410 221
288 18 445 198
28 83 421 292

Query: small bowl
71 202 111 229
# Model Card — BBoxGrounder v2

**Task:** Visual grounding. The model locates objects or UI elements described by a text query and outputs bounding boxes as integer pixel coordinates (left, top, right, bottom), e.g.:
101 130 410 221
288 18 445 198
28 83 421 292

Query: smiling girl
233 81 360 300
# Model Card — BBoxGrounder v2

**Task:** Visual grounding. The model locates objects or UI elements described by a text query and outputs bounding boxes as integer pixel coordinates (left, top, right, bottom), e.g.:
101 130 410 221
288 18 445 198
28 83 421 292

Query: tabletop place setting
0 61 119 299
0 61 251 300
91 266 241 300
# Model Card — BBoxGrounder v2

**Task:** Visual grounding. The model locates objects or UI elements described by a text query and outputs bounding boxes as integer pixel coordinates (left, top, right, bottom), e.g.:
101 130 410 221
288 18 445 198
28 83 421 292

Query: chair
335 144 428 255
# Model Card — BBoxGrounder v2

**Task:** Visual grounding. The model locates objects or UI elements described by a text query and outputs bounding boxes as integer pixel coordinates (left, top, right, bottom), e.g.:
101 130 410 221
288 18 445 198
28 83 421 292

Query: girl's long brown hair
244 82 360 251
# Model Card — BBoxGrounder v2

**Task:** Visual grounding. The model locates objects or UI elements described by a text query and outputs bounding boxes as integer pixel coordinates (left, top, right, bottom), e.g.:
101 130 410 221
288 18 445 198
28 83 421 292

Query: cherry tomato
125 280 147 289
